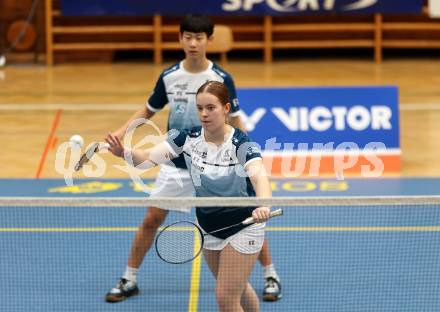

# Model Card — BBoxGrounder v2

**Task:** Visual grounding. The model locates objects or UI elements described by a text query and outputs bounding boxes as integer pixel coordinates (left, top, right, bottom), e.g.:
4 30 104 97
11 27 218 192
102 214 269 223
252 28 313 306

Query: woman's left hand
252 206 270 223
105 133 125 158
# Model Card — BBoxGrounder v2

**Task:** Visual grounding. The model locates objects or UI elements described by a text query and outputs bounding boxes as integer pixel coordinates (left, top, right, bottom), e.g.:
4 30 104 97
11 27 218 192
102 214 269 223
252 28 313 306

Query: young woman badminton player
105 14 281 303
106 81 273 312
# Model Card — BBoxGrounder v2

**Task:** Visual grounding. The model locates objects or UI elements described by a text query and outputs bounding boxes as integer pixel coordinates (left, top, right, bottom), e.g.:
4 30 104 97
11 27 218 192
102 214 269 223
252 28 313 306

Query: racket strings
155 221 203 264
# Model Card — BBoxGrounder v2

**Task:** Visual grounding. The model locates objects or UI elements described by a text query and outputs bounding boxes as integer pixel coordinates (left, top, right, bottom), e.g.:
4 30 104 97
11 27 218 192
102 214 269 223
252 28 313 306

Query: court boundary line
1 103 440 111
0 104 141 110
400 103 440 111
35 109 62 178
1 226 440 232
262 148 401 156
188 232 202 312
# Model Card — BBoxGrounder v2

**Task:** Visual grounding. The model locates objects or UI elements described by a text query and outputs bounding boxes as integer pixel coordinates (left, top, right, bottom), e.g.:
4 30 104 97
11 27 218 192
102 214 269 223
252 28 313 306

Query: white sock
122 266 139 283
263 264 280 282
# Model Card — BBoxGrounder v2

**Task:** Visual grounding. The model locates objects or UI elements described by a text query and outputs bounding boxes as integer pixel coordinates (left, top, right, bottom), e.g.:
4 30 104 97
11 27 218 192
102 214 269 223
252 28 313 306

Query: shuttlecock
69 134 84 148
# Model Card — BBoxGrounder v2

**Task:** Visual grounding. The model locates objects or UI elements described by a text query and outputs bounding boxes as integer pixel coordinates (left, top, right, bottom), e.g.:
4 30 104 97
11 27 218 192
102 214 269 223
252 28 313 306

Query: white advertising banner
429 0 440 17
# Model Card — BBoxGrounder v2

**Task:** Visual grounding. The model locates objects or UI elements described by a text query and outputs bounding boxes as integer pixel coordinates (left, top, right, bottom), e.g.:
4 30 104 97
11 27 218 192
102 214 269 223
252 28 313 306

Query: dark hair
196 81 230 106
180 14 214 37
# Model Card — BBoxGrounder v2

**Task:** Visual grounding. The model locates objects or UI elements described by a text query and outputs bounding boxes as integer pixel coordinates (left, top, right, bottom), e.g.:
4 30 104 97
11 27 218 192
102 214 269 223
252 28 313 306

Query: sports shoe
263 277 282 302
105 278 139 302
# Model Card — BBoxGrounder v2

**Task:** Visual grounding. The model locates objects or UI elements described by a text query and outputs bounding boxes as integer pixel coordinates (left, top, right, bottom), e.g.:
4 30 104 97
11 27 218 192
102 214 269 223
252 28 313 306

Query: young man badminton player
106 80 273 311
105 14 282 303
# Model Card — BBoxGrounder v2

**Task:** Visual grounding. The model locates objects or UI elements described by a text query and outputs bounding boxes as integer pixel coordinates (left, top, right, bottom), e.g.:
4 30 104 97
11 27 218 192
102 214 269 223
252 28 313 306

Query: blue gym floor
1 178 439 311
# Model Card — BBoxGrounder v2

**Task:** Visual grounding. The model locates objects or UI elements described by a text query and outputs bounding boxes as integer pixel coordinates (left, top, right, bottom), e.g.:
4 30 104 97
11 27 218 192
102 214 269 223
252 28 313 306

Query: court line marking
1 103 440 111
35 109 62 178
0 104 140 110
188 231 202 312
263 148 401 156
269 226 440 232
0 227 139 232
1 226 440 232
400 103 440 111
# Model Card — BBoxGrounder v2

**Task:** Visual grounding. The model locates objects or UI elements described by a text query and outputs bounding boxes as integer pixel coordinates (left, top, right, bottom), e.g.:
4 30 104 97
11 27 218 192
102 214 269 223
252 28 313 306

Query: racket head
155 220 204 264
74 142 100 171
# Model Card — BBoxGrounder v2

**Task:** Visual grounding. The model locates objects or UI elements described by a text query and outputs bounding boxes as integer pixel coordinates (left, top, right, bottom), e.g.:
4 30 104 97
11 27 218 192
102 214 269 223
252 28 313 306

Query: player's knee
142 218 161 231
141 211 165 231
216 285 238 310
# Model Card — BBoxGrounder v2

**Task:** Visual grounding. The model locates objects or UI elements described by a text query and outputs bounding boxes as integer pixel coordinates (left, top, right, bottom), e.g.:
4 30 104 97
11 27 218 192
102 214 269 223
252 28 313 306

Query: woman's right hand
252 206 270 223
105 133 125 158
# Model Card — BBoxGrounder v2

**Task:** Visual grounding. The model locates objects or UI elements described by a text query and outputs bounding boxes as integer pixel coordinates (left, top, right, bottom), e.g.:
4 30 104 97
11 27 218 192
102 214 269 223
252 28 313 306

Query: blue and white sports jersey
165 126 262 239
147 61 240 132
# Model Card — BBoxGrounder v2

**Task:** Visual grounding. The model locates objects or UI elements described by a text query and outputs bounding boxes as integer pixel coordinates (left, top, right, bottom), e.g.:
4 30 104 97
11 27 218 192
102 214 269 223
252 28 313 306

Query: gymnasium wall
3 0 440 63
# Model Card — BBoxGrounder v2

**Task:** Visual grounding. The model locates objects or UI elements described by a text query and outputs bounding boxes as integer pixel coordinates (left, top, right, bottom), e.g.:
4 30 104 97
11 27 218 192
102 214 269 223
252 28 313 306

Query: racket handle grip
243 208 283 225
99 143 110 151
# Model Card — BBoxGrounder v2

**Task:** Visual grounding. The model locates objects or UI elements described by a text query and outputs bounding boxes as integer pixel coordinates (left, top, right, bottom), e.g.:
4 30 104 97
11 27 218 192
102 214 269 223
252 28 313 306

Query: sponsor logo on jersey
221 149 233 162
175 83 188 90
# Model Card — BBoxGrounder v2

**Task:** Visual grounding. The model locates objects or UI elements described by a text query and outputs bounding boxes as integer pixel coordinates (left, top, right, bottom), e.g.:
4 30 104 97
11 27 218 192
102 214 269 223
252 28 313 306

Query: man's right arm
111 106 156 140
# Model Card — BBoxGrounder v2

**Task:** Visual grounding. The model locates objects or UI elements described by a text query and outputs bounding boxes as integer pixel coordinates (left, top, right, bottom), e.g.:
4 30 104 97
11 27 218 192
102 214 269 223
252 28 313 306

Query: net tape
1 196 440 208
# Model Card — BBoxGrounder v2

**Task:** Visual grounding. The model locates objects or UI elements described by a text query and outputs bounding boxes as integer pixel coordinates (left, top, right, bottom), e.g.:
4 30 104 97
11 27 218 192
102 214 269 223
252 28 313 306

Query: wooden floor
1 58 439 178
